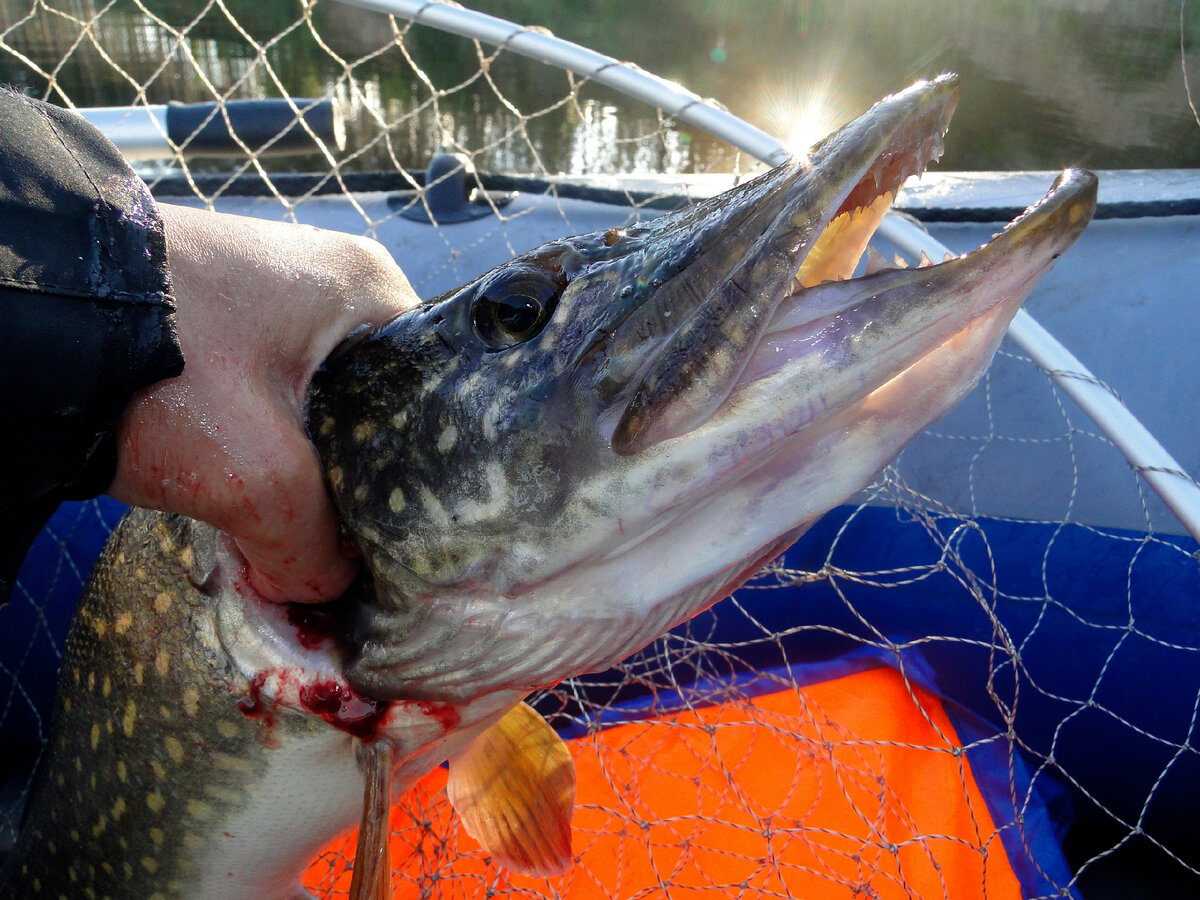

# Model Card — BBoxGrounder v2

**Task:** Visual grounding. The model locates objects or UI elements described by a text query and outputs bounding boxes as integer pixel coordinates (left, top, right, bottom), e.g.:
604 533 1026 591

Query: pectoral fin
447 701 575 875
349 739 395 900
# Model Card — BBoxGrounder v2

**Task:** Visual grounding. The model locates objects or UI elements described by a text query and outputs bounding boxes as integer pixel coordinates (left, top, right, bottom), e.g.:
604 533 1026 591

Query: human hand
108 204 418 603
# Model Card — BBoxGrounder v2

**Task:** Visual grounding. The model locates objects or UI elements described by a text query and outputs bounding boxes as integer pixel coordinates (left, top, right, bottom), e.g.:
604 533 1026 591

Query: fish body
1 512 516 897
1 75 1097 898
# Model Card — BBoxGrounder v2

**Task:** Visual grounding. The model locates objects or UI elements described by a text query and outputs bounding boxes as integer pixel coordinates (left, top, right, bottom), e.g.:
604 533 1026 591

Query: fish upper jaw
600 74 960 455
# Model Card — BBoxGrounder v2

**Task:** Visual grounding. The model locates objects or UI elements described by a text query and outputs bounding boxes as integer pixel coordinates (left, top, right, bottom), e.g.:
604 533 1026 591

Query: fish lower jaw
584 281 1031 634
742 168 1098 407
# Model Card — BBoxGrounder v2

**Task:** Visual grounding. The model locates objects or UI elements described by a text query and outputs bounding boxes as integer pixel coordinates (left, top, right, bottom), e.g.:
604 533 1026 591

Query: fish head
308 74 1097 702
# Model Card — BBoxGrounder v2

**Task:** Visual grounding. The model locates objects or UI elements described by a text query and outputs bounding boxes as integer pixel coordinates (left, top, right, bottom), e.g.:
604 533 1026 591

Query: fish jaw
307 77 1096 703
606 76 959 455
207 532 526 778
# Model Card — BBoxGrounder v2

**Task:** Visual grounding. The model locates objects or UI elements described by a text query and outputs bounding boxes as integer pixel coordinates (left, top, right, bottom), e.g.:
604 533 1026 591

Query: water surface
0 0 1196 174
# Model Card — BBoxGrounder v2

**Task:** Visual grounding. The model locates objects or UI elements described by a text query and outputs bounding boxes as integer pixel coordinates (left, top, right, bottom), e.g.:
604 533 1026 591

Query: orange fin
447 701 575 875
349 739 395 900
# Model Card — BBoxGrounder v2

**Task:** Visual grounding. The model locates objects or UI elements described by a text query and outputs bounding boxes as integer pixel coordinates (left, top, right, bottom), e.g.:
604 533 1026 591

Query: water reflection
0 0 1196 174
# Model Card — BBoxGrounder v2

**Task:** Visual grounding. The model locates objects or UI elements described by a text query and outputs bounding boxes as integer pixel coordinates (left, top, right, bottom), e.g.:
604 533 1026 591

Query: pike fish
0 75 1097 898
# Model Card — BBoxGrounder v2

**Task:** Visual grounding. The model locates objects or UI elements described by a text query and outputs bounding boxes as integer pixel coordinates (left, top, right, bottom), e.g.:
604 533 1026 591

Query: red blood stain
409 700 461 733
229 559 252 597
301 578 325 596
298 681 390 740
239 495 262 522
285 604 336 650
237 668 461 743
237 671 274 726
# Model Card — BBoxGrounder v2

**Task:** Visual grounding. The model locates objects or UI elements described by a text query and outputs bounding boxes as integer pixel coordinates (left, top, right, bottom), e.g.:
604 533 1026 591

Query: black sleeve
0 91 186 602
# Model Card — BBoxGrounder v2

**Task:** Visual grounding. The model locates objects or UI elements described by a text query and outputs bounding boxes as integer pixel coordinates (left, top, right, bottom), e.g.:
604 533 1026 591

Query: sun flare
757 74 853 158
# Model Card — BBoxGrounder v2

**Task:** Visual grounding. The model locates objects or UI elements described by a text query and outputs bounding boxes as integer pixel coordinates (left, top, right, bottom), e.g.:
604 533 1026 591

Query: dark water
1 0 1197 175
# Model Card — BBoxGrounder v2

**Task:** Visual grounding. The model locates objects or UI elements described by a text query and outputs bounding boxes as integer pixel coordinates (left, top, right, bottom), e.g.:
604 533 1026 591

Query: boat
2 2 1199 897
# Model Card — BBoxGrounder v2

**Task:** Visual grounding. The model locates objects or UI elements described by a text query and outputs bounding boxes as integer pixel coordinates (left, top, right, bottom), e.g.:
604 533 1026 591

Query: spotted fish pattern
2 512 355 897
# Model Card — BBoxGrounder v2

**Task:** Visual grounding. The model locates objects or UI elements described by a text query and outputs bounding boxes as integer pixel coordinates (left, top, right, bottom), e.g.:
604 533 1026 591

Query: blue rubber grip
165 98 342 156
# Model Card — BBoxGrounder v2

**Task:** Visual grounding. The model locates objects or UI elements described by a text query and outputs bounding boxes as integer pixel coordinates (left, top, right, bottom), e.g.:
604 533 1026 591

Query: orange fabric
304 665 1021 899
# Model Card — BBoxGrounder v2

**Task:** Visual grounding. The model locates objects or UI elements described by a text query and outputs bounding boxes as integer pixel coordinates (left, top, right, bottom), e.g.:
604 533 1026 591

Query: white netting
2 2 1198 898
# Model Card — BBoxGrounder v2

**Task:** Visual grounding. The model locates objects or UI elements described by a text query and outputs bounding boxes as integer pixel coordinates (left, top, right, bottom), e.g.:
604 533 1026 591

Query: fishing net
3 2 1199 898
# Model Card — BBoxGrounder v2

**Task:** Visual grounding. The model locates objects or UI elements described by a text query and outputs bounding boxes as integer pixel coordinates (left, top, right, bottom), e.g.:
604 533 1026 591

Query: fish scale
1 511 366 898
2 508 524 898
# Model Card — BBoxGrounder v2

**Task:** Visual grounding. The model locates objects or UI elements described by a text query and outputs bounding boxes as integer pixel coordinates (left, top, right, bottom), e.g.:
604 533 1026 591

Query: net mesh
2 2 1198 898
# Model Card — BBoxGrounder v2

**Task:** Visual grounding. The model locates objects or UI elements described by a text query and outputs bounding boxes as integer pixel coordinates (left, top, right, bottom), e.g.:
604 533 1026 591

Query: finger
111 375 356 603
232 506 359 604
221 409 359 603
111 206 420 604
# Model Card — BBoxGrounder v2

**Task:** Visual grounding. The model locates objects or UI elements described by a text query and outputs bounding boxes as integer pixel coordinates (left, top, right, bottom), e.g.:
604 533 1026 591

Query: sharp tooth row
867 160 892 194
916 135 946 173
862 132 948 199
861 246 958 276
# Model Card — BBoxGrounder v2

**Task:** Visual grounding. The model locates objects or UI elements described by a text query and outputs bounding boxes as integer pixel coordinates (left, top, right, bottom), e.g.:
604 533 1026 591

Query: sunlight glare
756 72 852 160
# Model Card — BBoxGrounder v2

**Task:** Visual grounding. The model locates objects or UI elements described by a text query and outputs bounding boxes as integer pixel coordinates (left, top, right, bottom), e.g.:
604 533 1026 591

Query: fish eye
470 268 565 351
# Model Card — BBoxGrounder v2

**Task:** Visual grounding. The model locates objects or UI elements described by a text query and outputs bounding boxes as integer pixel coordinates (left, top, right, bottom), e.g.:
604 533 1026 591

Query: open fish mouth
702 164 1099 464
606 73 1092 459
306 74 1097 703
603 163 1098 606
609 75 962 455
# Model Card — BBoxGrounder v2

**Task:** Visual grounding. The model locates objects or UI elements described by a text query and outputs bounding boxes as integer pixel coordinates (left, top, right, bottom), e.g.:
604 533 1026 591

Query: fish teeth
922 135 945 167
864 245 892 276
864 248 955 276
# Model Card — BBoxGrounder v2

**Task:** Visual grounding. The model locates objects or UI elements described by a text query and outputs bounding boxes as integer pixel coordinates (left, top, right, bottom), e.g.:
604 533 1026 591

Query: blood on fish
229 561 252 597
237 671 274 726
298 680 390 740
295 684 461 741
285 603 336 650
410 700 461 733
238 669 393 740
